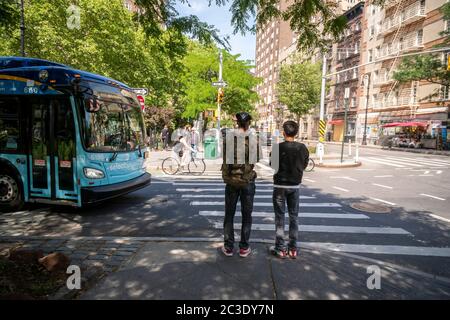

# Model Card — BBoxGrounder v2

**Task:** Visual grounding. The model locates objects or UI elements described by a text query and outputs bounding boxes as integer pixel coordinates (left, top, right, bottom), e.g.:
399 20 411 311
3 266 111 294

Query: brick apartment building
325 0 449 146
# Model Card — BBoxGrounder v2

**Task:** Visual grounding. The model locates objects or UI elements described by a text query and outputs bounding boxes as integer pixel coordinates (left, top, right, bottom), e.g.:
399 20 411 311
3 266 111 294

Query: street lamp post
341 88 350 163
20 0 25 57
362 73 371 145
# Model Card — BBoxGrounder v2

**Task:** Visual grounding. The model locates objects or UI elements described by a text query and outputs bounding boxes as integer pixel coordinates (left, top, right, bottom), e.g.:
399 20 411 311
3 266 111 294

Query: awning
381 121 428 128
328 120 344 125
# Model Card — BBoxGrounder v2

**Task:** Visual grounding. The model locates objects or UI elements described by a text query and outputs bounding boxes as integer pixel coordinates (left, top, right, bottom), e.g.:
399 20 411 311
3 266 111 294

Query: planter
421 138 436 149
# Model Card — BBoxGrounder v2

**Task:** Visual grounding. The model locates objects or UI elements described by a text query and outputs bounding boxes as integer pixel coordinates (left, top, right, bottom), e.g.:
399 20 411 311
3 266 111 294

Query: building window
368 49 373 62
351 97 357 108
369 25 375 37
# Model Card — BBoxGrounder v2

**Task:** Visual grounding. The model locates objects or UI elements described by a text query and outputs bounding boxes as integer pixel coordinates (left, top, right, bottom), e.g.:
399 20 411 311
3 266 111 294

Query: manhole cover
350 202 392 214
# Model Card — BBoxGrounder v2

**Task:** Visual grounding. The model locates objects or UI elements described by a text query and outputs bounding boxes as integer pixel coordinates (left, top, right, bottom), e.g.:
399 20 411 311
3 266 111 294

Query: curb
316 161 362 168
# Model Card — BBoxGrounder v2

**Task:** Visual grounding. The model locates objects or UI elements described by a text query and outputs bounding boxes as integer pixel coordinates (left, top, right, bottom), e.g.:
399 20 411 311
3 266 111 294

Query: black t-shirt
273 141 309 186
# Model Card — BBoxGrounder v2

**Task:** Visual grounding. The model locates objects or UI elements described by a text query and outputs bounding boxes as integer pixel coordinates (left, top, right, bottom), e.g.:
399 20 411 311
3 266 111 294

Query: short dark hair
283 121 299 137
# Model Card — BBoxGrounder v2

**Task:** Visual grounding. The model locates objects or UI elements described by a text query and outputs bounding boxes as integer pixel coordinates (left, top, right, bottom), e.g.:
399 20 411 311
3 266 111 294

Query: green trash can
204 137 217 159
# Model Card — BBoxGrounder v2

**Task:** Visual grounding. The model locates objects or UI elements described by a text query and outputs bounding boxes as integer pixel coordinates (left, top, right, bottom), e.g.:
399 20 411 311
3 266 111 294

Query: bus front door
29 97 78 204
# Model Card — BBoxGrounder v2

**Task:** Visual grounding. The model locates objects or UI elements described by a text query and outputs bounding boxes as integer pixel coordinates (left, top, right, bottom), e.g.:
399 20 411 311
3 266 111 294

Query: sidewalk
78 240 450 300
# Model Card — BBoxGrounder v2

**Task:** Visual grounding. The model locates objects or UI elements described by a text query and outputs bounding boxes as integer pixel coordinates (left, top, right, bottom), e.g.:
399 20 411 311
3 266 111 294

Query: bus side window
0 98 20 152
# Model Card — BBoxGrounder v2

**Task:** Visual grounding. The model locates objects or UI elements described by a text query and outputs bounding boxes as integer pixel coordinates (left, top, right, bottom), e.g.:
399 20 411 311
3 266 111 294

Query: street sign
212 81 227 88
132 88 149 96
137 95 145 111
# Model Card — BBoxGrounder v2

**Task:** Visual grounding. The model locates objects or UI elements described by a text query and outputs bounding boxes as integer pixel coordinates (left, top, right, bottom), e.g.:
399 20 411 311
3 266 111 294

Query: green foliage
180 42 260 119
276 58 322 119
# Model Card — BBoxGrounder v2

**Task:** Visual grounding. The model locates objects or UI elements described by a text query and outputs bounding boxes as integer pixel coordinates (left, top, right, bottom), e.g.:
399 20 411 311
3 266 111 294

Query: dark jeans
273 187 300 250
224 182 256 250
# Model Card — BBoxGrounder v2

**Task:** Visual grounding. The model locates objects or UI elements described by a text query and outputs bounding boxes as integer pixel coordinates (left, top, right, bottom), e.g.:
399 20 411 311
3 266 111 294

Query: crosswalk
153 175 450 257
360 155 450 169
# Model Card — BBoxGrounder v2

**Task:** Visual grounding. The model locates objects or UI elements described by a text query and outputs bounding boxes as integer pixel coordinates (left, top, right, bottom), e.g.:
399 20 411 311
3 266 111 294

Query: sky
174 0 256 62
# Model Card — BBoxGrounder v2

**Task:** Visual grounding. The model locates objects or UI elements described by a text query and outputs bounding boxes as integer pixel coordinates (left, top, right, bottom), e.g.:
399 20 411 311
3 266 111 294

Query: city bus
0 57 151 211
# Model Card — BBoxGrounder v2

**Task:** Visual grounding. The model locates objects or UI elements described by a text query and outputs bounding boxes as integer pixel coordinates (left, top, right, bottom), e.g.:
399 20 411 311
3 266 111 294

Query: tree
276 59 322 121
0 0 184 107
393 2 450 100
1 1 349 53
180 42 260 120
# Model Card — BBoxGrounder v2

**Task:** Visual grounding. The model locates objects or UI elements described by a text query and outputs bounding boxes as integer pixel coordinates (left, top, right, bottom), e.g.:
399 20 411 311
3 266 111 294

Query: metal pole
20 0 25 57
319 54 327 121
341 99 348 163
217 50 223 130
362 73 371 145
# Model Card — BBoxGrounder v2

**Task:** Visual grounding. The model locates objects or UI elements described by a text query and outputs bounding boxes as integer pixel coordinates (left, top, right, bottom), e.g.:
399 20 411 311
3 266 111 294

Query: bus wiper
110 152 118 162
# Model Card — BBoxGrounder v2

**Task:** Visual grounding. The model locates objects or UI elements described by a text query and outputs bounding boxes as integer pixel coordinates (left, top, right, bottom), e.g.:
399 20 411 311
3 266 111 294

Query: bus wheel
0 174 24 212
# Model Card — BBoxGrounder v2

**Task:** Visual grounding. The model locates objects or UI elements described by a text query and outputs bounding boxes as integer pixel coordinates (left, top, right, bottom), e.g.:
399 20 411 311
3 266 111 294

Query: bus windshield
77 81 145 152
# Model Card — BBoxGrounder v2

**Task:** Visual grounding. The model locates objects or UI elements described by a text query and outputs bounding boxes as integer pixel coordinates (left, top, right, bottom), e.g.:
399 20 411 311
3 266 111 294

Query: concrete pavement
80 240 450 300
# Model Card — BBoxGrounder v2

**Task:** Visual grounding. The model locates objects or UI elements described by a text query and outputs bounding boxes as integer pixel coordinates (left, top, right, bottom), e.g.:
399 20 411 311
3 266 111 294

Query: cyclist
173 134 194 170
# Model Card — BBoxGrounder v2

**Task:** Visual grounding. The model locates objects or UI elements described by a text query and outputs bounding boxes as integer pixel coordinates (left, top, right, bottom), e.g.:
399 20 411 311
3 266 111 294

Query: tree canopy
276 58 322 120
180 42 260 120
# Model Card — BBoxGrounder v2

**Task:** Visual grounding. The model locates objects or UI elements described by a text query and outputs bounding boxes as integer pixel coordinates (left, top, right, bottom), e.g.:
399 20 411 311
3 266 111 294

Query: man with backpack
220 112 259 258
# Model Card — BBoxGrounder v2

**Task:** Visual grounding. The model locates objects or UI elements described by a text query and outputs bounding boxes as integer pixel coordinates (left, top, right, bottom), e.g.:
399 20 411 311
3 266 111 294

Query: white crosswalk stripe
183 194 316 199
199 211 369 219
211 222 410 234
151 177 450 257
190 201 342 207
361 156 450 169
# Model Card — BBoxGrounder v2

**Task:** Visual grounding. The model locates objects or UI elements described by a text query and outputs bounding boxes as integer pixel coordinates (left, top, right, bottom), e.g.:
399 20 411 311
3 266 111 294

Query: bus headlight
84 167 105 179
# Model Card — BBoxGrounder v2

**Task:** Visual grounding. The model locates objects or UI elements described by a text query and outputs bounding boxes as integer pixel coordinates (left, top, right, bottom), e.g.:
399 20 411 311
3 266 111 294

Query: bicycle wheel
305 158 315 172
188 159 206 175
162 157 180 175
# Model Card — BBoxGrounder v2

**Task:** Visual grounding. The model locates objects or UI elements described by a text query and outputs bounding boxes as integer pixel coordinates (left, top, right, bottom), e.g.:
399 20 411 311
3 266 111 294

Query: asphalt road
1 146 450 284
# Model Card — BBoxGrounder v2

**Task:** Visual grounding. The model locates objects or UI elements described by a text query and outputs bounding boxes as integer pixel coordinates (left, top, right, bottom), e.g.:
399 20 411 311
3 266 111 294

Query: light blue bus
0 57 151 211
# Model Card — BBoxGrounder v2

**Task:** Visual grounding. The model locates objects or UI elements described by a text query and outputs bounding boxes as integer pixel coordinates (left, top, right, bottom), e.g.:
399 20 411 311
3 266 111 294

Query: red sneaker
239 247 252 258
221 246 233 257
270 246 287 259
288 248 298 259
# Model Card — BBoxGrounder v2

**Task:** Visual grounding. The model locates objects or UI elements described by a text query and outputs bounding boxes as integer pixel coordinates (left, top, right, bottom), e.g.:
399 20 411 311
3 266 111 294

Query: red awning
381 121 428 128
328 120 344 125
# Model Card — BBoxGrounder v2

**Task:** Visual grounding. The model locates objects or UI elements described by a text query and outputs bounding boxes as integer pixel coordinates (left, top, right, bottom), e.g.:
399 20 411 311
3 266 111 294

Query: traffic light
217 88 224 104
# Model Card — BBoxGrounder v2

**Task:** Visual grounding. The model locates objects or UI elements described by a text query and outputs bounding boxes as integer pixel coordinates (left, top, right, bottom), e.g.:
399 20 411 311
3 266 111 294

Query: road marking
332 186 349 192
374 175 393 178
361 157 405 167
436 170 443 174
303 178 316 183
429 214 450 223
384 156 446 167
151 181 172 184
330 176 358 181
176 188 277 193
372 183 393 189
381 157 424 167
417 158 450 165
182 194 316 199
369 197 396 206
199 211 369 219
418 174 434 177
175 182 274 186
356 169 375 171
212 223 410 234
420 194 446 201
303 242 450 257
190 201 341 207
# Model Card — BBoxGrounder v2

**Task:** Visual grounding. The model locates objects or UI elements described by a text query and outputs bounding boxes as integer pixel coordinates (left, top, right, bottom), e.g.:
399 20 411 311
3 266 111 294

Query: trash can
204 137 217 159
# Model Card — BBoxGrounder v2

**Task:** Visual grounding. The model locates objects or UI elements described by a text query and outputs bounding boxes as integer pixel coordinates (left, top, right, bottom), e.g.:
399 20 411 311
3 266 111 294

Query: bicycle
161 150 206 175
304 158 315 172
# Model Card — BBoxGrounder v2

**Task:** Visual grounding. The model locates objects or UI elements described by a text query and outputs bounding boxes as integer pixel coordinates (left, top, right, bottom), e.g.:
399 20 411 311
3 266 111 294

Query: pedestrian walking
270 121 309 259
161 125 170 151
220 112 258 258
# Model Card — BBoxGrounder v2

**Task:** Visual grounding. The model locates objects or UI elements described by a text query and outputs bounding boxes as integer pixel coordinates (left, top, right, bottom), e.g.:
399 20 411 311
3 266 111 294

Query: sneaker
221 246 233 257
288 248 298 259
270 246 287 259
239 247 252 258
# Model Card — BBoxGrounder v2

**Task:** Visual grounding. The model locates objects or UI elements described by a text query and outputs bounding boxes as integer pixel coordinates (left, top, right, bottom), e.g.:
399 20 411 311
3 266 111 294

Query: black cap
236 112 252 123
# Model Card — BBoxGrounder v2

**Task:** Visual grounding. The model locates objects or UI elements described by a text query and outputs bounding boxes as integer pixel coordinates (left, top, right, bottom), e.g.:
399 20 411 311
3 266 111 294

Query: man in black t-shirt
270 121 309 259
